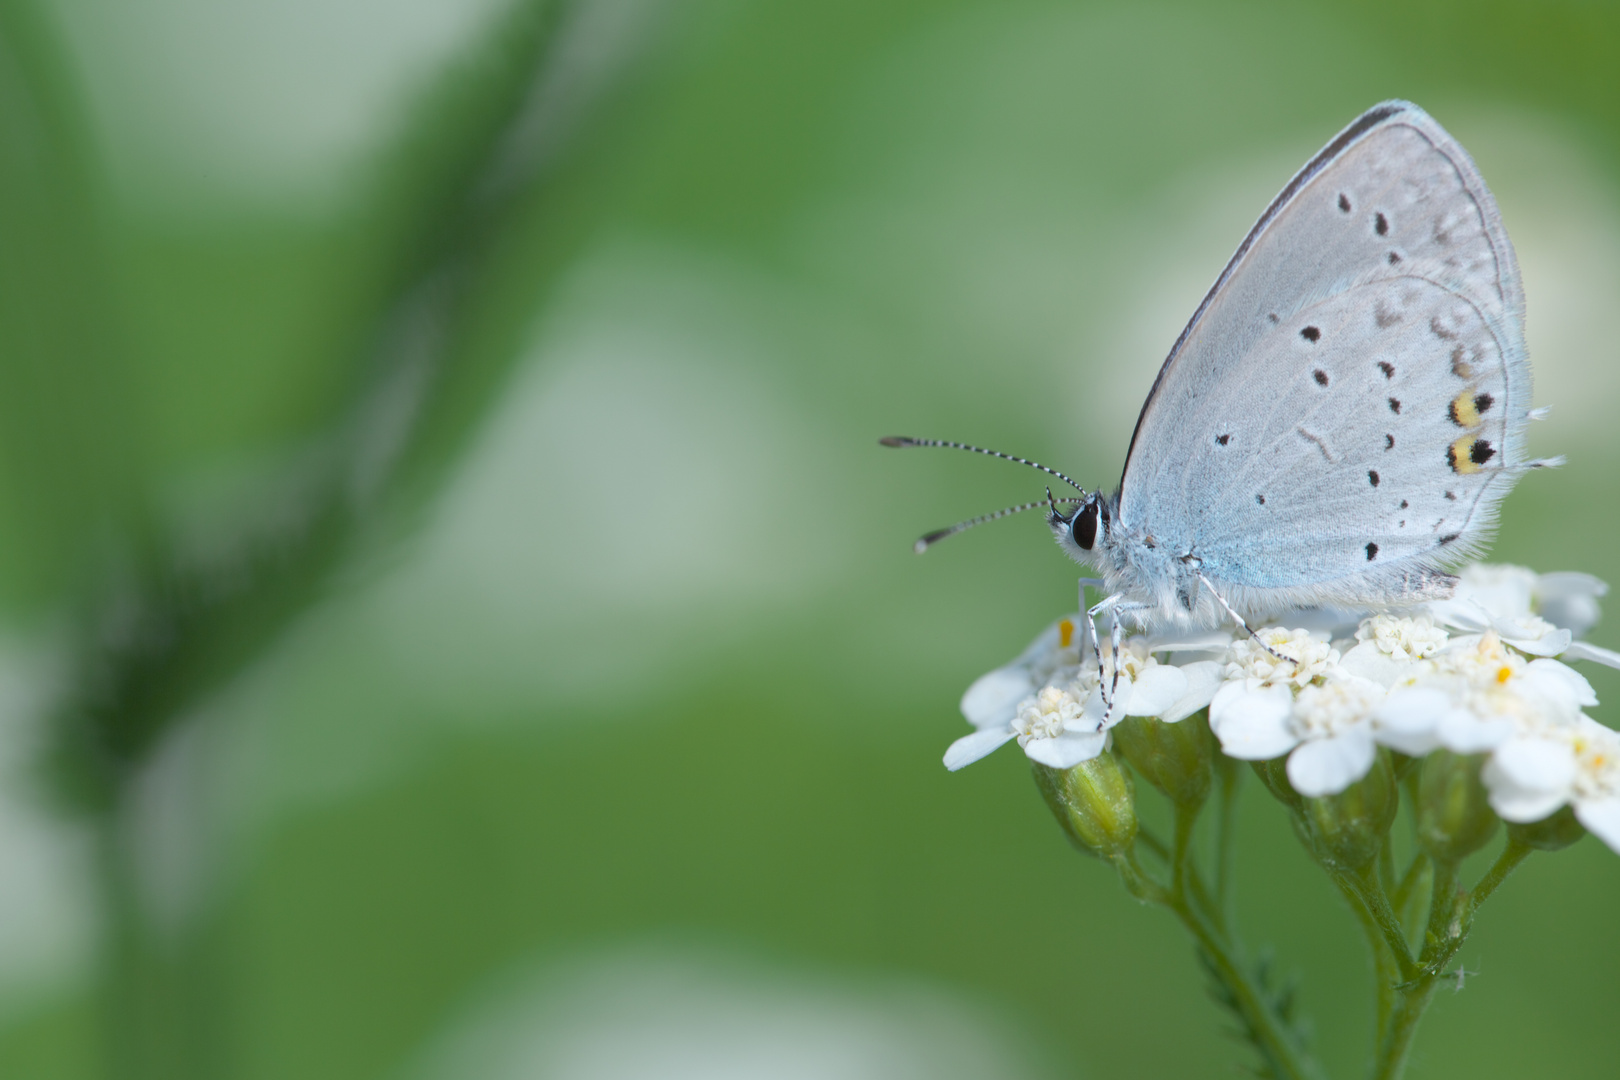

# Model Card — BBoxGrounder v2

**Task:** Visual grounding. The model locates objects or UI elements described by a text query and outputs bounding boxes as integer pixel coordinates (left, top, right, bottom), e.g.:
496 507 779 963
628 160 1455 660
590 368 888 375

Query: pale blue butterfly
886 101 1557 676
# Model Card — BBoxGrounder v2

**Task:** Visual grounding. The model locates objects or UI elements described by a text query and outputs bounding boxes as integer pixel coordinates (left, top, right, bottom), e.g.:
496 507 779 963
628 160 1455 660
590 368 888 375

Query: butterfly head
1050 491 1109 554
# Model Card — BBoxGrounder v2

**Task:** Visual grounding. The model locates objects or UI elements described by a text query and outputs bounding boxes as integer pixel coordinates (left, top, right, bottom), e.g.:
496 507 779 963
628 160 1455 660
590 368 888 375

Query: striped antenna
880 436 1086 494
914 495 1083 554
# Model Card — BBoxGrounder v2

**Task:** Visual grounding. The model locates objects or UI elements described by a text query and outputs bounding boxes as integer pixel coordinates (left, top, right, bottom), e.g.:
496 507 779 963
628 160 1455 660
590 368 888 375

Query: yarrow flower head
1483 717 1620 851
1224 627 1338 690
1354 613 1448 662
945 562 1620 853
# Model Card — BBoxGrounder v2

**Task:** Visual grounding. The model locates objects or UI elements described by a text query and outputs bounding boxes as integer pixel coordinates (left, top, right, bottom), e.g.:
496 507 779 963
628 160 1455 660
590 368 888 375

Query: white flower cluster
946 564 1620 851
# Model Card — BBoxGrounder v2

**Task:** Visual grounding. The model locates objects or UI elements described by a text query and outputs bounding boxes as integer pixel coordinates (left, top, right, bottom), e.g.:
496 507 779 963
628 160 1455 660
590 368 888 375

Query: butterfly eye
1073 502 1099 550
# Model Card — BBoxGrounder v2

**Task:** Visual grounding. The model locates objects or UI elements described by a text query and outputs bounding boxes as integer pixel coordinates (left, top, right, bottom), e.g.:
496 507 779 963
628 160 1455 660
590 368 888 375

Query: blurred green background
0 0 1617 1077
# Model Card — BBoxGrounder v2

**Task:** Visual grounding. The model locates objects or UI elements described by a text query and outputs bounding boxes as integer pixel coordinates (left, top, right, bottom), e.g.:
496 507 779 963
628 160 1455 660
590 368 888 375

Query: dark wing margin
1117 101 1409 496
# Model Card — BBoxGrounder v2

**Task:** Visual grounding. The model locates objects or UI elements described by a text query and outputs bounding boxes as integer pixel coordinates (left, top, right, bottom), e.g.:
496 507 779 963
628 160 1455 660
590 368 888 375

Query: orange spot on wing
1059 619 1075 648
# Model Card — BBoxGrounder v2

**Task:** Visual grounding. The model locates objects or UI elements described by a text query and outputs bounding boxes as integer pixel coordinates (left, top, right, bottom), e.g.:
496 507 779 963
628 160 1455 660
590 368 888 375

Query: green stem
1466 838 1532 920
1214 755 1242 923
1333 863 1418 981
1330 865 1401 1047
1391 851 1431 934
1172 802 1199 900
1174 895 1325 1080
1372 842 1534 1080
1111 849 1322 1080
1372 862 1458 1080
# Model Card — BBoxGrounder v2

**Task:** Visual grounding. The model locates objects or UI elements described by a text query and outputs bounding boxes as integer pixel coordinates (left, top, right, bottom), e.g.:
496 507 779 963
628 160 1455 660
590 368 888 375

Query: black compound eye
1073 502 1099 550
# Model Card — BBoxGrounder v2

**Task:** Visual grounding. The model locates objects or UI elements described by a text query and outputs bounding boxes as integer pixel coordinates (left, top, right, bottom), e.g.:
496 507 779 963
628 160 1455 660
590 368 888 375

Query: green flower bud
1302 749 1399 871
1507 805 1586 851
1113 710 1213 808
1416 751 1499 864
1032 753 1138 858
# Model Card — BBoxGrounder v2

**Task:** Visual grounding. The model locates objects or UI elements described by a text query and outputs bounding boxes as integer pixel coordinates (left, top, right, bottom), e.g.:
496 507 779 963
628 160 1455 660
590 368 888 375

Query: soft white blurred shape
0 641 94 1018
397 947 1048 1080
370 241 853 707
55 0 517 209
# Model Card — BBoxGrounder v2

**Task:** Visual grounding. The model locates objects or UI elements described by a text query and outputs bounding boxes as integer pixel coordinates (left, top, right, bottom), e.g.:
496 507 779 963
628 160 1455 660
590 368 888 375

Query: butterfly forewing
1119 101 1529 596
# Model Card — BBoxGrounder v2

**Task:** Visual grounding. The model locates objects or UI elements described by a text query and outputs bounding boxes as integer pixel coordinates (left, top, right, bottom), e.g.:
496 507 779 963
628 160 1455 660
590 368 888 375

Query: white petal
1125 665 1187 717
1287 729 1377 797
1339 641 1406 689
1024 731 1107 769
1160 661 1223 723
1149 630 1235 654
1563 641 1620 671
1435 707 1514 753
943 727 1016 771
1429 598 1492 633
1487 786 1570 824
960 668 1035 729
1372 687 1448 756
1482 753 1571 823
1525 658 1598 708
1502 625 1572 656
1488 736 1577 793
1481 742 1571 823
1209 682 1297 760
1575 797 1620 853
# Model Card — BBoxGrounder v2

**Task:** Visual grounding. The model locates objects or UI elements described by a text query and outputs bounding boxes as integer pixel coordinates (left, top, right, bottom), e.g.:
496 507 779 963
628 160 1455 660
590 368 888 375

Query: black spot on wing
1444 491 1455 500
1301 326 1321 343
1374 212 1389 236
1256 494 1266 505
1471 439 1496 465
1388 398 1401 414
1366 542 1378 561
1338 192 1352 212
1368 470 1380 487
1474 392 1495 415
1387 250 1401 265
1399 500 1408 509
1439 533 1460 546
1377 361 1394 379
1313 369 1329 386
1385 434 1394 450
1216 433 1230 446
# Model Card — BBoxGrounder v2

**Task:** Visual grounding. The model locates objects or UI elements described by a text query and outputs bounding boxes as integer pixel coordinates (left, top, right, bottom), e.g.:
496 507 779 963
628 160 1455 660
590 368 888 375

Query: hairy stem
1176 896 1324 1080
1214 754 1242 923
1466 838 1533 919
1333 863 1418 981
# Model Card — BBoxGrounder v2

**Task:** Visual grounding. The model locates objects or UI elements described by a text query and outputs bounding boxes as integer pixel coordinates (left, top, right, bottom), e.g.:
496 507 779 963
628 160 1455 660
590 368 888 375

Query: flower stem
1214 754 1242 923
1371 861 1459 1080
1467 837 1532 917
1172 802 1199 899
1111 846 1322 1080
1172 895 1325 1080
1390 851 1431 935
1332 863 1418 981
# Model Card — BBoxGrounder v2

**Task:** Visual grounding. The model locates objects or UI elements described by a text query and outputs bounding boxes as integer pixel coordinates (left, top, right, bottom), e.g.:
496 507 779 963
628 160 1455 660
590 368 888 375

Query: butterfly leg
1195 571 1295 666
1077 578 1108 688
1085 590 1125 710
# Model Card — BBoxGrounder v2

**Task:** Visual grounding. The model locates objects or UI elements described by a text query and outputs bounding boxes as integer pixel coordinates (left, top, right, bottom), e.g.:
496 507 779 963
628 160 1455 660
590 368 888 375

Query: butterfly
886 100 1556 644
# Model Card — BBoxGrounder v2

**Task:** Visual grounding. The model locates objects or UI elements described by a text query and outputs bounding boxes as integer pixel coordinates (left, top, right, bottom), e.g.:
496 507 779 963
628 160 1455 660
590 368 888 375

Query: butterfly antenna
880 436 1086 494
913 496 1083 554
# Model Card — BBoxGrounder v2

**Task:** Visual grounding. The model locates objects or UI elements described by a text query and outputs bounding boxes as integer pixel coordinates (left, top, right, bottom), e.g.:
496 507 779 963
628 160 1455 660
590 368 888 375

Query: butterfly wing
1118 101 1531 604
